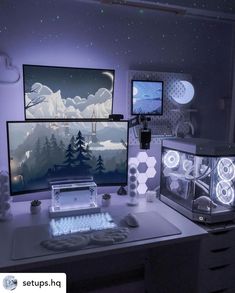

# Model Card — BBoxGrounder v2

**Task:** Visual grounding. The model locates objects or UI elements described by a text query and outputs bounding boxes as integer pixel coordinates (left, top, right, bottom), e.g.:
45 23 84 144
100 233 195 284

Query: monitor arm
129 115 152 150
109 114 152 149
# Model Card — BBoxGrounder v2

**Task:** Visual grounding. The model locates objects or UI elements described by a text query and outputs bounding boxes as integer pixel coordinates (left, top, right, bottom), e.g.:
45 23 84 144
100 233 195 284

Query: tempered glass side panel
192 155 213 214
210 157 235 214
161 147 235 215
161 149 195 211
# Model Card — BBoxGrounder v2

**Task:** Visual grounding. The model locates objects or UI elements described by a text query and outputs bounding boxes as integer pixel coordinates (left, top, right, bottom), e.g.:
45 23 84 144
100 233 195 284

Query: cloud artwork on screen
7 121 128 195
23 65 114 119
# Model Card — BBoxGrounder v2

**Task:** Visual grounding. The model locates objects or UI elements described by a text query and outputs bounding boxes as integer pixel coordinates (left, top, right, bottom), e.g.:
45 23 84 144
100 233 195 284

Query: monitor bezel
131 79 164 116
7 119 129 196
23 64 115 121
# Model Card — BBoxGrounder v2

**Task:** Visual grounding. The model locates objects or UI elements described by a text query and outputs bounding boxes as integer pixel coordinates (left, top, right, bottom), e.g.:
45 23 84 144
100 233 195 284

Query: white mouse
123 213 139 227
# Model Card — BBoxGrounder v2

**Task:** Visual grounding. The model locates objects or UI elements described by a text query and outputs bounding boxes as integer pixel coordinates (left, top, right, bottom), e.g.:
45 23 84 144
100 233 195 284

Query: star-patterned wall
0 0 234 172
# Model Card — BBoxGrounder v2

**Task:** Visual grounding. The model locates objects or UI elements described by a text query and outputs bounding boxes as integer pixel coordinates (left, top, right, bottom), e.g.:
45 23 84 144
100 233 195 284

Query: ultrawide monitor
131 80 163 115
7 120 128 195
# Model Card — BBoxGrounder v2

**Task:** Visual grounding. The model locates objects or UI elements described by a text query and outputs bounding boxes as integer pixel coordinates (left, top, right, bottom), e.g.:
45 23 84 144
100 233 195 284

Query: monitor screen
23 65 115 120
7 120 128 195
131 80 163 115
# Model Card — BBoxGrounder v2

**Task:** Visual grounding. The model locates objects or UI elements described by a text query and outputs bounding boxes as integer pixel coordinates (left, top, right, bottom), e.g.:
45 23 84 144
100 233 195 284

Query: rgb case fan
160 138 235 224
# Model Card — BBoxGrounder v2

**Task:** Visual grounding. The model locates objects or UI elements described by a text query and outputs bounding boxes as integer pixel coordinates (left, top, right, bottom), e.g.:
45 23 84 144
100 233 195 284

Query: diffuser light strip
100 0 235 23
101 0 186 15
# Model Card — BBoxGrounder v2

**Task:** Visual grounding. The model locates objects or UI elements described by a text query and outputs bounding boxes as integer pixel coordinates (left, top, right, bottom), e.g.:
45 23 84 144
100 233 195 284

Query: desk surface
0 195 207 272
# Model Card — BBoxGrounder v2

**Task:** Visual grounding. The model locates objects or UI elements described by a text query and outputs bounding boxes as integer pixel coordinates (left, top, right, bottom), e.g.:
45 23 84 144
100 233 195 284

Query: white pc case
160 138 235 223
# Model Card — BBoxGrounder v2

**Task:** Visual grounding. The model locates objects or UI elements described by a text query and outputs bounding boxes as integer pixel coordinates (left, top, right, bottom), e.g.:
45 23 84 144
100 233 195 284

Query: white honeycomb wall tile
146 156 157 168
137 151 148 162
137 183 148 194
146 168 156 178
138 173 148 184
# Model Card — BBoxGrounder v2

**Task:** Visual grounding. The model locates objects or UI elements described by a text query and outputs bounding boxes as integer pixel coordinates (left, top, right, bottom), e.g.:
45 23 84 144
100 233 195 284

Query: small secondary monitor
7 120 128 195
23 64 115 120
131 80 163 115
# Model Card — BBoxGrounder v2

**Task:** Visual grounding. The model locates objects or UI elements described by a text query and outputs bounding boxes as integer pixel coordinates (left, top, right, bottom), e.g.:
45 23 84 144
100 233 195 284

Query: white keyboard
50 212 116 237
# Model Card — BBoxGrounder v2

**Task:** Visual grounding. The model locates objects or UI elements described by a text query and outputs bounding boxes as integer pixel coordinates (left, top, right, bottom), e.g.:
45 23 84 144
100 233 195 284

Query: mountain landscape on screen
8 121 128 194
24 65 114 119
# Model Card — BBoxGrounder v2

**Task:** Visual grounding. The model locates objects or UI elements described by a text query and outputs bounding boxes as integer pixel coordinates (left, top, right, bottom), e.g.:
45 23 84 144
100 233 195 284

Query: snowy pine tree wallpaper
7 121 128 194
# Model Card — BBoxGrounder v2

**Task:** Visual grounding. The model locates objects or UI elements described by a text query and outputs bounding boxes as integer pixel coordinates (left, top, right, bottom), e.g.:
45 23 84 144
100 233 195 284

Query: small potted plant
30 199 41 214
102 193 111 207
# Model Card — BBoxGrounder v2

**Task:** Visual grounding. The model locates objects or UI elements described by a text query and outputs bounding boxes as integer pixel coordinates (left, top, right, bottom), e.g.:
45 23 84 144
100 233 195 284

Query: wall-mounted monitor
7 120 128 195
23 65 115 120
131 80 163 116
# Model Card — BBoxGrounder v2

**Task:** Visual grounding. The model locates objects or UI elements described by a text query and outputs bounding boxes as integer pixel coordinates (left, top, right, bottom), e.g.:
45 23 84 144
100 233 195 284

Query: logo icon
3 275 18 291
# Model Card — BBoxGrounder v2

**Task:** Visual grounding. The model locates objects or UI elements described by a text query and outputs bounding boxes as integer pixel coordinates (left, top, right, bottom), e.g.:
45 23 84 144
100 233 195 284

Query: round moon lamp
171 80 195 105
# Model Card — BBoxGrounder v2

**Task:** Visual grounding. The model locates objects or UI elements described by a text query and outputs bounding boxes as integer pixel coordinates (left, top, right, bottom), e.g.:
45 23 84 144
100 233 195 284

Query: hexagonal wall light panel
146 157 157 168
138 162 148 173
138 173 148 184
128 151 157 195
146 167 156 178
137 152 148 162
137 183 148 194
128 157 139 167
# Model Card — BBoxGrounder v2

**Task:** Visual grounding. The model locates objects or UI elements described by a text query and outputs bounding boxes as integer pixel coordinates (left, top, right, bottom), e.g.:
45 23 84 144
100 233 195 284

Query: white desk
0 195 207 292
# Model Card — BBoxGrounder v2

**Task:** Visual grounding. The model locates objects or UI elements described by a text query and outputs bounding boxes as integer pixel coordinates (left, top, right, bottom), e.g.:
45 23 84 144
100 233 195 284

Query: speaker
127 164 139 206
0 170 12 221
